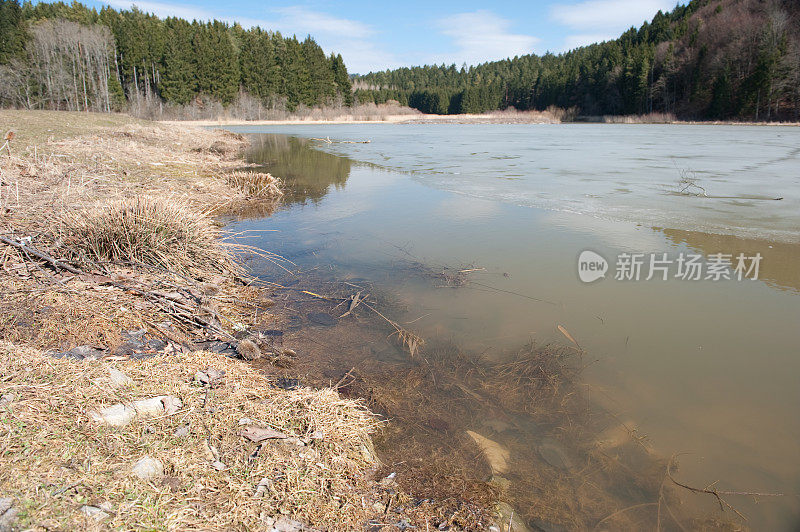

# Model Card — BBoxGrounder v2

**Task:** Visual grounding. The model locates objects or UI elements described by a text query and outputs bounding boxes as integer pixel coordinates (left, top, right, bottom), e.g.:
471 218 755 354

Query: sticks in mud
0 232 236 343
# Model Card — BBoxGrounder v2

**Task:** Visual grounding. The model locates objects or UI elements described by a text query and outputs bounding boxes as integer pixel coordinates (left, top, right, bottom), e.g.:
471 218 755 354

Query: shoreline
163 114 800 127
0 109 490 530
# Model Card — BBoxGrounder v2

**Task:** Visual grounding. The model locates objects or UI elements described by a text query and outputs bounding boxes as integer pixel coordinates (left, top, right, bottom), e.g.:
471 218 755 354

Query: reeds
224 170 283 198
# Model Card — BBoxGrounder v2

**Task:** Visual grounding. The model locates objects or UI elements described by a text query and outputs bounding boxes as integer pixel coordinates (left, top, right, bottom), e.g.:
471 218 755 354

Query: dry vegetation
0 343 382 530
0 110 284 352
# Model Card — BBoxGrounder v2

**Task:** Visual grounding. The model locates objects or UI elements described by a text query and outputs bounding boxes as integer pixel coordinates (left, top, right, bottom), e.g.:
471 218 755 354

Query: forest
0 0 352 116
1 0 799 120
355 0 800 121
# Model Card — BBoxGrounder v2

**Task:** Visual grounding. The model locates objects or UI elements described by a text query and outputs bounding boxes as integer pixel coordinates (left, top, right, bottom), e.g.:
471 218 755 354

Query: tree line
355 0 800 120
0 0 353 113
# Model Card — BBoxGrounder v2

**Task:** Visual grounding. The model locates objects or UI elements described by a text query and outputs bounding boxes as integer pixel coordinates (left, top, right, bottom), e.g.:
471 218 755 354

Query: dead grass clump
60 196 234 276
0 343 379 530
225 170 283 198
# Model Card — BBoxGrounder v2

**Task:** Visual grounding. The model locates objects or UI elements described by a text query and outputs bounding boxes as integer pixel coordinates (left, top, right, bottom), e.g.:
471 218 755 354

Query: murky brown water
224 128 800 530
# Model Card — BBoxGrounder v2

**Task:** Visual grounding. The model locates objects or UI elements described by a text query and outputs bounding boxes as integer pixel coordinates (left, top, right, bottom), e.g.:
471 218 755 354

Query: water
222 125 800 530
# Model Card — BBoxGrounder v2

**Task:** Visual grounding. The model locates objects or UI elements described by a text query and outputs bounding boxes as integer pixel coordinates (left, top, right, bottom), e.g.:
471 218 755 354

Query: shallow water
224 125 800 530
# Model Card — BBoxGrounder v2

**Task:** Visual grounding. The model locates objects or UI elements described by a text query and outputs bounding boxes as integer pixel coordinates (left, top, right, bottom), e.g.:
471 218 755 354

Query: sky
80 0 685 74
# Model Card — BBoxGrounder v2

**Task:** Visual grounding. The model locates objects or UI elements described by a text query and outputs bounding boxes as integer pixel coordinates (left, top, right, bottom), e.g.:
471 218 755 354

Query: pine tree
0 0 26 64
331 53 352 105
160 18 195 104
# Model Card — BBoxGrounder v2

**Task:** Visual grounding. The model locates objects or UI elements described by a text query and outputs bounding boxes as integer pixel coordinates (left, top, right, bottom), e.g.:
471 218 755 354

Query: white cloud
563 33 617 49
433 10 540 65
551 0 674 30
270 6 374 40
108 0 214 20
551 0 676 50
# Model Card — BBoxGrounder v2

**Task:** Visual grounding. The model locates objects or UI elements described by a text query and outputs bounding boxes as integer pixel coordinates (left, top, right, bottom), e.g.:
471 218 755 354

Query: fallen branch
666 454 784 522
0 236 82 274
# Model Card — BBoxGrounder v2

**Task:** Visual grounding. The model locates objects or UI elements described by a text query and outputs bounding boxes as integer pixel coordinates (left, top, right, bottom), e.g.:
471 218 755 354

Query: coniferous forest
1 0 799 120
0 0 352 116
355 0 800 121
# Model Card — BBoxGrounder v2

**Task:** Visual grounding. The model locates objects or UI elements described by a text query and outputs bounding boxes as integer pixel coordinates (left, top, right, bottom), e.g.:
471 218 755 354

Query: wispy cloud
108 0 214 20
433 10 540 66
563 33 617 49
551 0 675 50
270 6 374 40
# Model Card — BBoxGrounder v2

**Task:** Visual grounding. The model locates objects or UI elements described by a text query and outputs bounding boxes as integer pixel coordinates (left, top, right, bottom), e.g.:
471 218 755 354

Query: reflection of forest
246 135 352 204
660 228 800 294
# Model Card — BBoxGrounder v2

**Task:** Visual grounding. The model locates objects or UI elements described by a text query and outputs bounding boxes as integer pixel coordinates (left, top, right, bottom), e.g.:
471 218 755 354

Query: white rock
466 430 510 474
79 505 110 521
89 396 183 427
131 456 164 481
108 367 133 389
89 403 136 427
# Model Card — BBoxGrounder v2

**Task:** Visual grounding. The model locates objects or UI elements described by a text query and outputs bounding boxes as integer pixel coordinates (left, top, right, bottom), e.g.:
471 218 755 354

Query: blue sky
82 0 684 73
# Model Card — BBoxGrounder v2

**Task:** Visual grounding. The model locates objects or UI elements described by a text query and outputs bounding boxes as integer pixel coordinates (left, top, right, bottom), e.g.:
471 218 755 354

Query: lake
222 124 800 530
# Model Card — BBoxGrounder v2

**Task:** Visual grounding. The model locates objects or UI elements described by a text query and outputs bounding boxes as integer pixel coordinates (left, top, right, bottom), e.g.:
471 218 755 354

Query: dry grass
0 110 284 348
225 171 282 198
0 343 380 530
60 197 235 276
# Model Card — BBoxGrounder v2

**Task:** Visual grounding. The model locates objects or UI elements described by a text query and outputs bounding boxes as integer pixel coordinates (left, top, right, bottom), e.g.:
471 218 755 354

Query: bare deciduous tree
0 19 114 112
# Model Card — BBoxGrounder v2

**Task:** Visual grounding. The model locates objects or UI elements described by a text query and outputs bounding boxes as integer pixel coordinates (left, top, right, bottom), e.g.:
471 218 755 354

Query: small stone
194 368 225 387
239 418 253 425
203 440 219 461
79 505 109 522
89 403 136 427
0 498 16 530
173 425 190 438
537 439 573 471
210 460 227 471
0 499 12 515
131 456 164 481
240 426 289 442
271 516 305 532
466 430 510 474
161 396 182 415
108 367 133 388
0 394 15 409
496 502 531 532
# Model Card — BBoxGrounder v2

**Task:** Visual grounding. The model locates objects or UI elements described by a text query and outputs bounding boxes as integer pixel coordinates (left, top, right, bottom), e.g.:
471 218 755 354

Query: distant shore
163 113 800 127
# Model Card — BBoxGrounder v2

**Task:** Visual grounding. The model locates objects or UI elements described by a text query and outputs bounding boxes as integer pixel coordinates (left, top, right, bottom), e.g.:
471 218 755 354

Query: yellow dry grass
60 197 235 276
0 343 379 530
